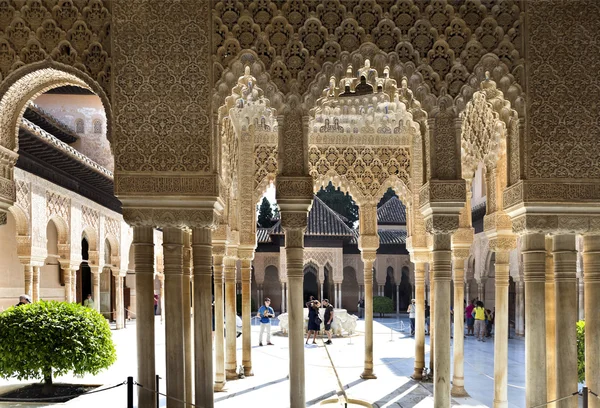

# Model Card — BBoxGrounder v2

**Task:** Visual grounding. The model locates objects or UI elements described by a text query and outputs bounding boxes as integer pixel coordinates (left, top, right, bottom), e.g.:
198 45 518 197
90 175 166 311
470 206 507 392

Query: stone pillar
361 251 377 379
133 226 156 407
163 227 185 408
583 235 600 408
281 213 308 408
413 261 426 380
553 235 578 408
92 269 101 311
431 234 452 407
182 231 193 408
32 266 40 301
71 268 77 303
521 233 547 408
490 239 515 408
281 285 286 312
212 248 226 391
545 237 557 406
396 284 400 313
578 277 584 321
239 250 254 377
114 273 124 329
320 278 324 302
477 280 485 302
358 285 362 304
429 259 435 373
191 227 214 408
159 275 165 322
451 251 469 397
515 278 525 337
337 283 342 308
225 252 238 380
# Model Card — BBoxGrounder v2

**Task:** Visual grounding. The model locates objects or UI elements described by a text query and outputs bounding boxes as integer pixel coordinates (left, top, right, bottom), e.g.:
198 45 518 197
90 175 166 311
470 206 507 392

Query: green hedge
577 320 585 383
0 301 116 386
373 296 394 317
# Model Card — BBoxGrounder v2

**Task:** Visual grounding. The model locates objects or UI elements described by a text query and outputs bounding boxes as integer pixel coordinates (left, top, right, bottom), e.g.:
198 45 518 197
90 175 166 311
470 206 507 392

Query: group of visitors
306 296 334 345
465 299 494 341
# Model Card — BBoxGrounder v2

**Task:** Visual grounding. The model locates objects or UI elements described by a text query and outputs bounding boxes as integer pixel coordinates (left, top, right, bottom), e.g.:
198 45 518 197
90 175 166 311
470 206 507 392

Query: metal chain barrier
134 380 198 407
528 391 579 408
0 381 126 402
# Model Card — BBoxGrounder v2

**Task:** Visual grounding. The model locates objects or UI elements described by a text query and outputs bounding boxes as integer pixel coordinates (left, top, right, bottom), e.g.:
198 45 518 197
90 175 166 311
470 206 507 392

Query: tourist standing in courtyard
358 298 364 319
407 299 415 336
83 294 94 308
257 298 275 346
15 295 31 307
465 299 475 336
306 299 321 345
322 299 334 344
473 301 486 341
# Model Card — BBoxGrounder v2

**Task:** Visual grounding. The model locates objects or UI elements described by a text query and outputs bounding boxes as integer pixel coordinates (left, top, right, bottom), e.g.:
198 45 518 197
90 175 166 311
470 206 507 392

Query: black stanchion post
156 375 160 408
127 377 133 408
583 387 589 408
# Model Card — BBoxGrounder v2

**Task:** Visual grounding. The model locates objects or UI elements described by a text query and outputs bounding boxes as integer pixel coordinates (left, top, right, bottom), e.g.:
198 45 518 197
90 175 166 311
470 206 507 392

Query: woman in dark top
306 299 321 345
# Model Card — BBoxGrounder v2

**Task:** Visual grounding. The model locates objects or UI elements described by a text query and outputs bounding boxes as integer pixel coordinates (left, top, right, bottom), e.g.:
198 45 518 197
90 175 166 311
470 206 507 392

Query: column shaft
451 257 467 396
361 255 377 379
224 256 238 380
93 271 101 311
286 229 306 408
32 266 40 301
115 275 124 329
413 262 425 379
241 258 253 376
584 235 600 408
182 232 193 408
515 280 524 336
71 269 77 303
63 268 71 302
192 227 214 408
23 264 33 297
521 233 547 408
396 284 400 314
432 234 452 408
163 227 185 408
553 235 578 408
493 251 510 408
212 254 226 390
133 226 156 407
429 263 435 373
545 237 557 406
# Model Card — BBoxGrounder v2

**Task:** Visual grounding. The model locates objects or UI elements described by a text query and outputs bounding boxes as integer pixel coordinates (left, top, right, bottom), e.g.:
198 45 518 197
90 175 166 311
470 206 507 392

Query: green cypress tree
257 197 274 228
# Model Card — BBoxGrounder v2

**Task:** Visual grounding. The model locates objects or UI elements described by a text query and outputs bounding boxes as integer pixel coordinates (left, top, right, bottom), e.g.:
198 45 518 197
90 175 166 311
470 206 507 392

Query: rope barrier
528 391 579 408
0 381 125 402
135 381 198 407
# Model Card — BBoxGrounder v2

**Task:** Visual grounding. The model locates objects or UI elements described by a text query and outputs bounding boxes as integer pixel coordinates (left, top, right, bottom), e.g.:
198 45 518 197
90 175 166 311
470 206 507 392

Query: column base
243 366 254 376
225 369 238 380
412 368 423 380
451 385 469 397
493 399 508 408
360 370 377 380
213 381 227 392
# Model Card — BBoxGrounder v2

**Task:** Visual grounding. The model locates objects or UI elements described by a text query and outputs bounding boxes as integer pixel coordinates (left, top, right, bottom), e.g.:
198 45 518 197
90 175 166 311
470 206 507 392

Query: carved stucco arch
104 233 120 272
82 226 98 252
8 204 28 237
48 214 69 246
0 60 113 152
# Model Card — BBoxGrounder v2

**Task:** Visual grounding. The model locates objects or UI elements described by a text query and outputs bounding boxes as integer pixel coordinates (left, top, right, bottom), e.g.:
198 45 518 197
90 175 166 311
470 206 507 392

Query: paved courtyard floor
0 315 533 407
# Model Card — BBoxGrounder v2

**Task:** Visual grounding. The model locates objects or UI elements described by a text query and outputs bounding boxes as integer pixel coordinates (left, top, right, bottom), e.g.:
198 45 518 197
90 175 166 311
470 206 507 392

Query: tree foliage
0 301 116 386
316 182 358 228
236 293 257 315
577 320 585 383
373 296 394 317
377 188 398 208
257 197 275 228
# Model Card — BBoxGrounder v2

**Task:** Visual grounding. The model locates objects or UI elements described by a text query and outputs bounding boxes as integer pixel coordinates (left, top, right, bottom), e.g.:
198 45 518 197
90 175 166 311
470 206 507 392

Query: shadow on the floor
213 376 289 402
371 380 430 408
306 378 365 407
379 357 419 378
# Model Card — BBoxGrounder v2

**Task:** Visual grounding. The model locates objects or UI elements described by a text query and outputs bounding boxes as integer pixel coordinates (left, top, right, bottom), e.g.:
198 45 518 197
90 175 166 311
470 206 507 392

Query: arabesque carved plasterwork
82 205 99 230
46 191 69 224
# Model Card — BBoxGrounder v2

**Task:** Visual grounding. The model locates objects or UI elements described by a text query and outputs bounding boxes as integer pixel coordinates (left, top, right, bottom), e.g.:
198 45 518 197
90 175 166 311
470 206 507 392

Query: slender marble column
32 266 40 301
224 254 238 380
212 250 226 391
240 255 253 376
521 233 547 408
182 232 193 408
192 227 214 408
285 227 307 408
578 278 584 321
163 227 185 408
451 254 468 397
432 234 452 407
133 226 156 407
477 281 485 302
338 283 342 308
515 279 525 337
429 261 435 373
71 268 77 303
545 237 557 407
553 235 578 408
63 267 71 302
92 269 101 311
493 248 512 408
396 284 400 314
413 262 426 379
115 274 124 329
584 235 600 408
23 264 32 301
361 252 377 379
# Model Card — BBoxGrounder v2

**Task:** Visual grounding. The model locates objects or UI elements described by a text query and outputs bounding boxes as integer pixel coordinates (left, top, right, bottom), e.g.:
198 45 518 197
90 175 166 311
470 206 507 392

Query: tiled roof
378 229 407 245
259 196 355 243
377 196 406 225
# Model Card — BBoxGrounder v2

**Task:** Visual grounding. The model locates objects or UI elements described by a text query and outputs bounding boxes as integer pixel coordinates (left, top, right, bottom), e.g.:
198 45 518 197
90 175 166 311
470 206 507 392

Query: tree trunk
42 367 52 395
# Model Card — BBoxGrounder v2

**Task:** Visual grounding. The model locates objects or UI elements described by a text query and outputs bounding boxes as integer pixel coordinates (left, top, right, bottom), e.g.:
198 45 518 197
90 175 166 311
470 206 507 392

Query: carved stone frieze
276 176 314 199
122 208 221 229
280 211 308 230
115 175 219 196
425 214 459 235
488 235 517 253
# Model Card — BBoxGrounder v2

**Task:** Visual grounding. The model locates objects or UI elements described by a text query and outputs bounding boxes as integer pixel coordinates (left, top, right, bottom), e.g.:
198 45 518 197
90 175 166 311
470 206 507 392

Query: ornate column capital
425 214 460 235
122 207 222 230
237 248 255 262
452 227 474 249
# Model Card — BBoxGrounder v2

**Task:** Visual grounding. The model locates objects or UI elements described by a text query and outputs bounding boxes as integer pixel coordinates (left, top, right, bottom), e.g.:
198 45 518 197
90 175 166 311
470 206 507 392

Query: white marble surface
278 308 358 336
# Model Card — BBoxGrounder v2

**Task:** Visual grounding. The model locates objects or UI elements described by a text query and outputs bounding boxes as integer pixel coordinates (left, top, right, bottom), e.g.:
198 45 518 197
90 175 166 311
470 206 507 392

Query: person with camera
306 298 321 345
257 297 275 346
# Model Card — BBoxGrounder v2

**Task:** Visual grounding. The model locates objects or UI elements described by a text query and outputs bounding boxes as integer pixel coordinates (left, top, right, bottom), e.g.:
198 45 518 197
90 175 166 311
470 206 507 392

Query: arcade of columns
0 2 599 408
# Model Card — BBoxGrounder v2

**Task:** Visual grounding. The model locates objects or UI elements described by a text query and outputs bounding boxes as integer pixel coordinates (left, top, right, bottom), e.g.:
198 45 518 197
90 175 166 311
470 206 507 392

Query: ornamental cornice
280 211 308 230
122 208 221 229
488 235 517 253
512 214 600 236
419 180 466 208
452 227 474 247
276 176 314 200
308 133 411 147
484 212 513 234
115 174 220 196
424 214 460 235
504 180 600 213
